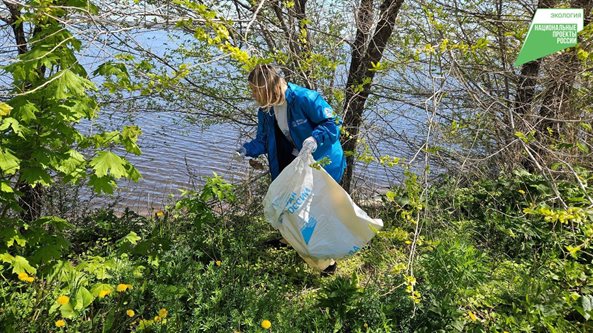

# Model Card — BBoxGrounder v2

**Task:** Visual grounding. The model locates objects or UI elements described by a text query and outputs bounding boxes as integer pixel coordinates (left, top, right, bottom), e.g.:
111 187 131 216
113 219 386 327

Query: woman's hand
233 146 246 161
300 137 317 155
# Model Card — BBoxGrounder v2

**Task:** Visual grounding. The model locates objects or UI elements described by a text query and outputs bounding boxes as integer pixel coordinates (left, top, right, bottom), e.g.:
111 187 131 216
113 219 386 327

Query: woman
237 64 346 274
237 64 346 183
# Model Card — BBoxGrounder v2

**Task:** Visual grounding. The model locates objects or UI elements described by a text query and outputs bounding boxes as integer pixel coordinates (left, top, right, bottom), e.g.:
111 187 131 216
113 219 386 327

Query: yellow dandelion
261 319 271 329
98 289 111 298
17 272 29 281
158 308 168 318
154 315 161 322
126 309 135 317
24 276 34 283
117 283 132 292
57 295 70 305
468 311 477 321
215 260 222 266
155 210 165 218
55 319 66 327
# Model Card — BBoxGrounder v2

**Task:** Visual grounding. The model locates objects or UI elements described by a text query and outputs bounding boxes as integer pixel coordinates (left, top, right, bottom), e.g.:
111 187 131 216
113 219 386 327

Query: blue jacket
243 82 346 182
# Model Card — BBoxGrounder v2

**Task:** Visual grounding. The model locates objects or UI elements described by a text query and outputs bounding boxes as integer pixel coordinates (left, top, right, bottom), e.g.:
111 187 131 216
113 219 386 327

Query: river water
72 28 424 213
87 107 416 214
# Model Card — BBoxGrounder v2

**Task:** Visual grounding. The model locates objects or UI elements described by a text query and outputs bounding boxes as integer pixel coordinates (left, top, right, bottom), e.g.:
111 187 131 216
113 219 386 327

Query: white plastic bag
263 153 383 270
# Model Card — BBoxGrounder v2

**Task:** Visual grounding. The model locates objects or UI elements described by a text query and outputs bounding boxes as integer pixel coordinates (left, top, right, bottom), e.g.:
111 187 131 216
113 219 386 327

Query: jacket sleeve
242 109 267 157
301 91 341 148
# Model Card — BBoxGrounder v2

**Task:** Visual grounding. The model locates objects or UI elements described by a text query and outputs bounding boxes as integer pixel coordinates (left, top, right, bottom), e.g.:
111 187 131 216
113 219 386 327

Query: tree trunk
3 1 46 221
341 0 405 193
3 0 27 54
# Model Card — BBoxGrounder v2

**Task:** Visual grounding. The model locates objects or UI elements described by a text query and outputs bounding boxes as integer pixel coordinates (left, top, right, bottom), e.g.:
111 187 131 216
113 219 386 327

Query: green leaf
30 241 68 265
122 125 141 141
473 37 489 49
123 141 141 155
49 300 60 315
369 61 385 72
578 295 593 320
122 126 142 155
60 303 76 319
582 295 592 312
91 283 114 297
515 131 528 143
80 257 115 280
124 162 142 181
88 175 116 194
53 104 82 122
0 181 13 193
94 62 131 88
103 308 115 333
566 245 581 258
57 149 85 176
20 167 52 186
557 142 574 150
0 149 20 175
0 102 12 117
386 191 396 202
451 318 466 331
74 287 94 311
0 253 14 263
12 255 36 275
14 102 38 123
90 151 127 178
122 231 141 245
0 118 25 137
65 97 97 120
577 49 590 61
89 130 121 148
51 69 96 100
6 231 26 247
576 142 589 154
37 215 71 230
550 162 563 171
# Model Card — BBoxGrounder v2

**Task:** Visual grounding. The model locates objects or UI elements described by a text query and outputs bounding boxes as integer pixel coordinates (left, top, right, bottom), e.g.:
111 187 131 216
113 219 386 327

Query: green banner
514 9 584 67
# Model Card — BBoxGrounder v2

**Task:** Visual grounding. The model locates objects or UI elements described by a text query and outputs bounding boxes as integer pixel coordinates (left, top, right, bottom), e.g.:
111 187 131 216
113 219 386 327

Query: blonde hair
248 64 286 108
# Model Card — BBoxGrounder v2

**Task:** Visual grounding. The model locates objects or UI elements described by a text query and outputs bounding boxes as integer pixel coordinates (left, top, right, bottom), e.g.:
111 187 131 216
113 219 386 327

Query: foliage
2 160 593 332
409 169 593 332
0 1 145 331
0 0 141 203
2 1 593 332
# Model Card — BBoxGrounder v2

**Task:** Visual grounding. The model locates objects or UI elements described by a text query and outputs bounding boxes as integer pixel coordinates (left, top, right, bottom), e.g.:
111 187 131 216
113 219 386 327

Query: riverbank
2 169 592 332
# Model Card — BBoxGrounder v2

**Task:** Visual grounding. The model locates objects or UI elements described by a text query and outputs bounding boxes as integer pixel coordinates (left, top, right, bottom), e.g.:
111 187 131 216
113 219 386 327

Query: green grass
2 169 593 332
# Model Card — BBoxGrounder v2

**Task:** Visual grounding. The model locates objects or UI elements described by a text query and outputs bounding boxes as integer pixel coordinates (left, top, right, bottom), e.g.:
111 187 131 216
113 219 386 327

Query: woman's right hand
300 137 317 155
